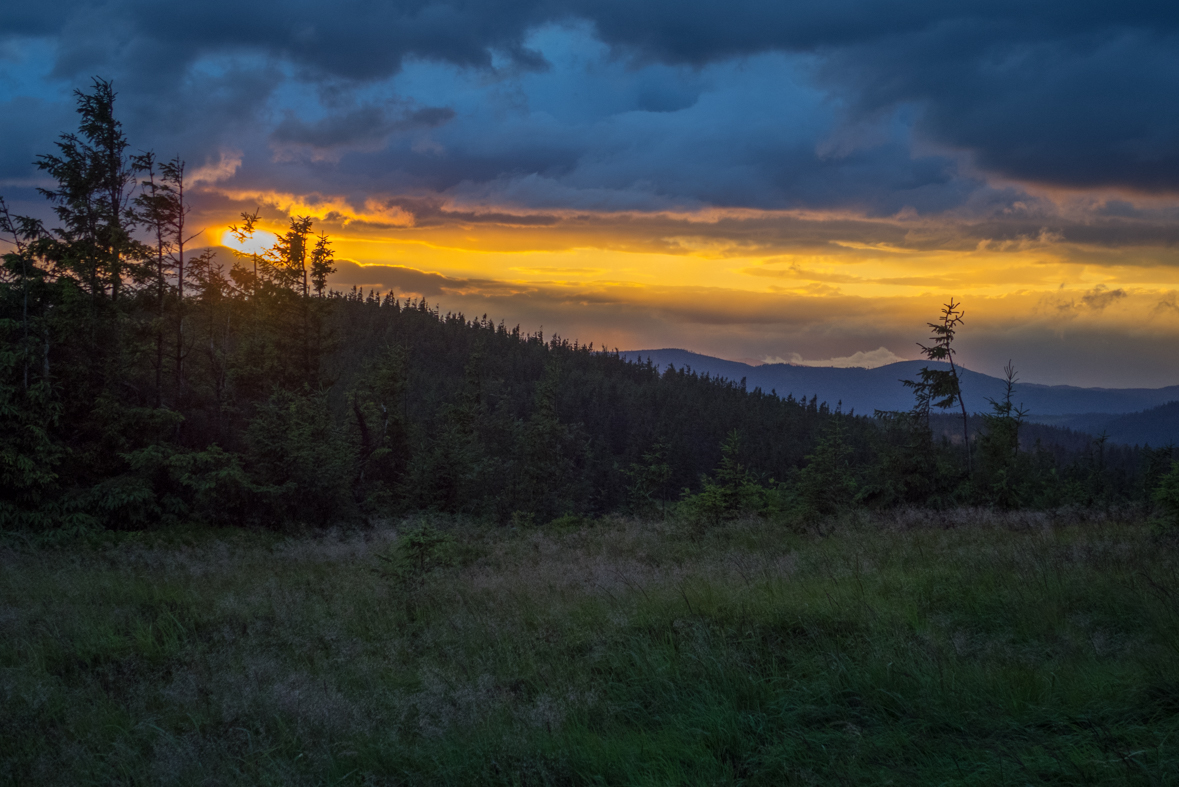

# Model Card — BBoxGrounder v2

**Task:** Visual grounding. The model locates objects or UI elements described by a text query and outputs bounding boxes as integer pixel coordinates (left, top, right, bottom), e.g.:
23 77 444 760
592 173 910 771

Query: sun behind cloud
220 228 278 256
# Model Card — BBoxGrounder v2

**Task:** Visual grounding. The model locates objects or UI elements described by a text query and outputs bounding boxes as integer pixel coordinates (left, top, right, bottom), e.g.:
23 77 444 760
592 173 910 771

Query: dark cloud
374 196 561 227
570 1 1178 65
0 95 74 179
1041 284 1134 317
4 0 1179 213
18 0 549 82
14 1 1173 84
567 3 1179 191
1080 285 1128 311
270 104 454 156
330 260 527 298
821 25 1179 191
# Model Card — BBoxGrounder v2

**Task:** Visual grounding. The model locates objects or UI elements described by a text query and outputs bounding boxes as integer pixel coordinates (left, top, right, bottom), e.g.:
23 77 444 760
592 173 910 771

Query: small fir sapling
978 361 1029 507
376 522 454 621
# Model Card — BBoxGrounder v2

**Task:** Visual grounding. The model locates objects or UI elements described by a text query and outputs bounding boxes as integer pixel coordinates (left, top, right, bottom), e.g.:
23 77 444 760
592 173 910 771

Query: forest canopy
1 80 1176 532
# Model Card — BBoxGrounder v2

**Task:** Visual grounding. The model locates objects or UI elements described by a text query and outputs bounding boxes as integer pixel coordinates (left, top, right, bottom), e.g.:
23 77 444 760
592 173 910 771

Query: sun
220 228 278 256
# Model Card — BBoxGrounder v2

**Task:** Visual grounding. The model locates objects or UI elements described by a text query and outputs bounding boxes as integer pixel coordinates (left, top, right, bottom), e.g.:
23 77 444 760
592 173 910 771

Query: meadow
2 511 1177 785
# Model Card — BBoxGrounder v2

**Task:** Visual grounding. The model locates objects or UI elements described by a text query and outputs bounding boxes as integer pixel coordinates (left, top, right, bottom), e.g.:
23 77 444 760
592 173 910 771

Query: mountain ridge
620 349 1179 422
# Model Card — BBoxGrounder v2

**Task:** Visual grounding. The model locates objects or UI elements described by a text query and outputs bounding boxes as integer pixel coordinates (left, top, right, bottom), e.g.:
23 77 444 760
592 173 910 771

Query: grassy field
2 511 1178 785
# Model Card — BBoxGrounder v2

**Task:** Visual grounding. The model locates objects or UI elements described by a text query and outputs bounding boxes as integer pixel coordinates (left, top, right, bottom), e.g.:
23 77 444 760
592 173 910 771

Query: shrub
376 522 455 621
1153 461 1179 529
794 418 857 518
682 431 765 527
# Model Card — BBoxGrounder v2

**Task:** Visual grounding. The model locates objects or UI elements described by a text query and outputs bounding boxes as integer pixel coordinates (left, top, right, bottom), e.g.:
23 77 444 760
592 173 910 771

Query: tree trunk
948 354 972 474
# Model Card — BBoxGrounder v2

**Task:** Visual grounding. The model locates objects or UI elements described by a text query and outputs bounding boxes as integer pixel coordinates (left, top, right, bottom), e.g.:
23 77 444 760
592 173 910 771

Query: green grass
2 511 1178 785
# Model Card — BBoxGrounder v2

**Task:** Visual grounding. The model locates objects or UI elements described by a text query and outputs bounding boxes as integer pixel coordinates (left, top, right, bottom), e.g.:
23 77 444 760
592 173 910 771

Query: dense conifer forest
2 80 1178 533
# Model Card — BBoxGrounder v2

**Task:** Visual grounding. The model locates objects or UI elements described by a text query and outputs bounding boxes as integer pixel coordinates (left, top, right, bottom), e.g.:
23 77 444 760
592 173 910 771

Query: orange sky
203 191 1179 388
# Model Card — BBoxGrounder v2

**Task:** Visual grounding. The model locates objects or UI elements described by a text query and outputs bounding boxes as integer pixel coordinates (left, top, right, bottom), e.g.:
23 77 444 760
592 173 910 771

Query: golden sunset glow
190 193 1179 388
219 227 279 256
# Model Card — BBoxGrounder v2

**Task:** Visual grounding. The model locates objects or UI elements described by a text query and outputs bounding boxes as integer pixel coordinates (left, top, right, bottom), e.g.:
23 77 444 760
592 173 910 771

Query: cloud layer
3 1 1179 386
5 2 1178 194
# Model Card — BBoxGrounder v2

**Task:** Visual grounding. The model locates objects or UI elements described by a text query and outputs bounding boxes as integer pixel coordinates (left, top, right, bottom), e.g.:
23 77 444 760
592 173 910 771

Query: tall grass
2 511 1177 785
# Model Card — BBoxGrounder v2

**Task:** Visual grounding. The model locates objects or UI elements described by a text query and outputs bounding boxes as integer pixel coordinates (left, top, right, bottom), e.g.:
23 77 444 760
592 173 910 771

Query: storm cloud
3 0 1178 201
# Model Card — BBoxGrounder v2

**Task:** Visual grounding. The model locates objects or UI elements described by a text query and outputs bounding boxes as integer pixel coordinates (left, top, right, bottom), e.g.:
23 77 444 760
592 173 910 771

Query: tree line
2 80 1177 532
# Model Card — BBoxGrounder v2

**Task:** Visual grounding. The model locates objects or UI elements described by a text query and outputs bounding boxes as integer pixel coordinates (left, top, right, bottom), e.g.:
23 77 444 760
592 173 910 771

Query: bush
681 431 766 527
376 522 455 621
794 419 857 518
1153 461 1179 529
167 445 263 527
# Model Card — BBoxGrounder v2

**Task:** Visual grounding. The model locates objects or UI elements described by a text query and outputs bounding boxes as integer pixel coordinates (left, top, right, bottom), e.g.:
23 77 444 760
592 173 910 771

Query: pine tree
0 208 61 527
34 79 147 402
796 417 857 517
0 199 48 393
903 298 971 473
36 78 141 306
350 344 410 510
310 232 335 297
625 440 673 518
977 361 1028 507
130 152 176 407
272 216 313 295
688 430 760 526
227 210 262 297
513 360 582 521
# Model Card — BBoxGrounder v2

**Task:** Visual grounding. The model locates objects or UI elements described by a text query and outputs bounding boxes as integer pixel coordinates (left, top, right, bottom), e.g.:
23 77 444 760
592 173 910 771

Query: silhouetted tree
310 232 335 297
903 298 971 473
976 362 1028 507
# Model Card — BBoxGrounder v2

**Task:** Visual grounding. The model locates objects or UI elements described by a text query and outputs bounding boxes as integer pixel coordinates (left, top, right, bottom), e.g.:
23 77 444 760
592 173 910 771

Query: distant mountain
621 349 1179 422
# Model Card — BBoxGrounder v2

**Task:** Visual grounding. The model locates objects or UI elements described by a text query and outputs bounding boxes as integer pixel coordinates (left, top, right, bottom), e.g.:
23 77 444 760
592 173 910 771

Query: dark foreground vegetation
3 512 1178 785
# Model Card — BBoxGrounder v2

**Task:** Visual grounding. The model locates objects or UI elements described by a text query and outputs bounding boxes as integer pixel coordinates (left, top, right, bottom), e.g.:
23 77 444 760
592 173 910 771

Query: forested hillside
2 81 1176 532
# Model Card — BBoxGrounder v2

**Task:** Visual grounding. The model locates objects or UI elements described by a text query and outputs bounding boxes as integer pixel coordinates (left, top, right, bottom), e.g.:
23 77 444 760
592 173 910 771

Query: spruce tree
310 232 335 297
977 362 1028 507
903 298 971 473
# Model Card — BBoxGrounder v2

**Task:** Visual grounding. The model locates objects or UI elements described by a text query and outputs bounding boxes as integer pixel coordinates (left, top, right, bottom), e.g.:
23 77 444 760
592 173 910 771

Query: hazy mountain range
622 349 1179 447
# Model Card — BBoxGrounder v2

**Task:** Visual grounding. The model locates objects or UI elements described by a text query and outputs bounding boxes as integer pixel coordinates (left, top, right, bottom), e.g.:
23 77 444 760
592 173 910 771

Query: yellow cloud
186 184 1179 386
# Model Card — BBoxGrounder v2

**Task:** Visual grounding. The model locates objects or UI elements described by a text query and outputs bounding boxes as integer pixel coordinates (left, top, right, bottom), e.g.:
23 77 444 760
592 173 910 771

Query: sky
2 1 1179 387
